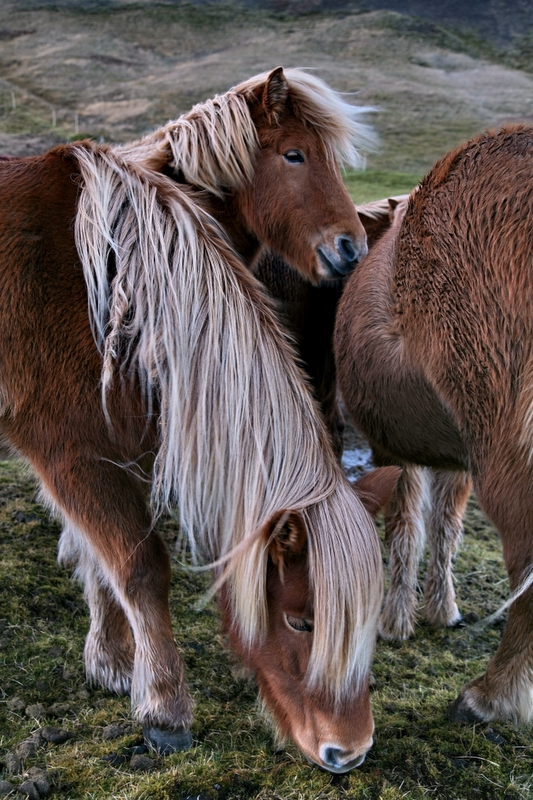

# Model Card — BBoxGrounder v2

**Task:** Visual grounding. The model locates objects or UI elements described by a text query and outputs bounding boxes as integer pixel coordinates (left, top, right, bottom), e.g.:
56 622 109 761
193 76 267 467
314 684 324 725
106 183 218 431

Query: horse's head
222 466 399 773
154 67 373 282
236 67 370 283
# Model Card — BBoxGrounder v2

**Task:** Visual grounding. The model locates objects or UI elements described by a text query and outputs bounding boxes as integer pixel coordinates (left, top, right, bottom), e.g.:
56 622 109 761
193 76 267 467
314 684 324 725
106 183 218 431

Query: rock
129 754 155 771
24 705 46 722
16 739 37 760
5 751 21 776
102 723 125 741
40 726 72 745
17 781 40 800
26 768 51 796
0 779 15 797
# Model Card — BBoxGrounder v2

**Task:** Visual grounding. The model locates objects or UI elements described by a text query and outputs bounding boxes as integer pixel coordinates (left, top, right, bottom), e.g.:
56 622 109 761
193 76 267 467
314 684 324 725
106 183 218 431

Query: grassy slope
1 2 533 189
1 3 533 799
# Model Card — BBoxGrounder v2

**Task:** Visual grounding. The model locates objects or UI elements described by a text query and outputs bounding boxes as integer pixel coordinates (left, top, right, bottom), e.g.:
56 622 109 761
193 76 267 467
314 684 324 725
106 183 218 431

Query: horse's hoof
143 725 192 754
447 693 484 724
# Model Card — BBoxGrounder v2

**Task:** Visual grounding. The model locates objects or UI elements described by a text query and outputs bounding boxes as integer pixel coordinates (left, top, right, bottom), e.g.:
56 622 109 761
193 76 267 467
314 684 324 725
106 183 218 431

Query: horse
335 124 533 725
256 195 469 642
255 196 405 456
0 67 399 773
378 462 472 641
255 196 471 643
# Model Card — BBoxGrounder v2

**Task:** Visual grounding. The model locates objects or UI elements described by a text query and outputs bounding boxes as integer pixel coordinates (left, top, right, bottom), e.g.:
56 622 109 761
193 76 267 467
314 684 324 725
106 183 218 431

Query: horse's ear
388 197 400 217
263 510 307 570
352 466 401 517
262 67 289 121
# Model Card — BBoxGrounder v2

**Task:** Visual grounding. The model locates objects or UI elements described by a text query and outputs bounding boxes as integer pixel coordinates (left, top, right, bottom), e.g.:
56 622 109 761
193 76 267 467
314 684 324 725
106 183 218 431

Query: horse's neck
200 192 262 268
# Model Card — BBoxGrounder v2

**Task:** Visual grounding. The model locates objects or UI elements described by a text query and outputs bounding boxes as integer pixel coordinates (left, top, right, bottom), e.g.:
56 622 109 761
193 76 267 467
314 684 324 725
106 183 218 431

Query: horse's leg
423 470 472 628
449 458 533 723
379 464 428 640
43 457 193 752
58 523 134 695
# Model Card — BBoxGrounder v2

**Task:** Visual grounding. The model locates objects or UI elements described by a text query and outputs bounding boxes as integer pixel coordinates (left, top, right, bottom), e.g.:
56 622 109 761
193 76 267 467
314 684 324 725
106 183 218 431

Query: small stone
102 723 125 741
129 754 155 771
0 779 15 797
5 751 21 776
41 726 72 745
29 731 44 748
17 780 40 800
6 697 25 713
26 767 51 796
15 739 38 760
25 705 46 722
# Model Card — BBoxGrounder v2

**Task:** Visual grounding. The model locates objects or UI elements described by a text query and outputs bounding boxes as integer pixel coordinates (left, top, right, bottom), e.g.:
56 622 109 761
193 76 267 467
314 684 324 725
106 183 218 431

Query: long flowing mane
72 69 381 700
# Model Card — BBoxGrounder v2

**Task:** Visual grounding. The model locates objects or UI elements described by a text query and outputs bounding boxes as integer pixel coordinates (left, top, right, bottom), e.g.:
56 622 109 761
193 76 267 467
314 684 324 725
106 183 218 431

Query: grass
1 460 532 799
344 168 422 204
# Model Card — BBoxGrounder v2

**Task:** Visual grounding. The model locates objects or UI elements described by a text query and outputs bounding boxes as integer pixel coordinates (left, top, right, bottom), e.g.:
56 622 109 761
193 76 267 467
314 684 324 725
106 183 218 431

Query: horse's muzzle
317 743 369 773
317 235 368 278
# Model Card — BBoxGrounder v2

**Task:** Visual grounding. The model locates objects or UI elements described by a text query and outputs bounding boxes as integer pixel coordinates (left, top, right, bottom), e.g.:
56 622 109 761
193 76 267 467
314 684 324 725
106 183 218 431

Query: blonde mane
73 70 381 701
113 67 376 196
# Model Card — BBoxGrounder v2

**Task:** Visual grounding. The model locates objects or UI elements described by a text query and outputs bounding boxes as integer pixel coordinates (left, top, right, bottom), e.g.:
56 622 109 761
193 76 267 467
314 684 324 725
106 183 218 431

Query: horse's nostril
321 746 367 771
338 236 358 263
323 747 343 767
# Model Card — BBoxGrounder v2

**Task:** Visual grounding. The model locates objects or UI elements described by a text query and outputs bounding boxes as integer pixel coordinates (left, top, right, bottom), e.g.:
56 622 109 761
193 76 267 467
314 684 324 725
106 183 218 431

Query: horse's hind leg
379 465 428 640
449 456 533 724
44 457 193 752
424 470 471 628
58 523 134 695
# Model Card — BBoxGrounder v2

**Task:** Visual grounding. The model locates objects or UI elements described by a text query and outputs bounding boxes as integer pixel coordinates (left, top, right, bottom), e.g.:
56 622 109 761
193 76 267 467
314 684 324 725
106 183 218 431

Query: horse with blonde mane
335 124 533 725
0 67 398 772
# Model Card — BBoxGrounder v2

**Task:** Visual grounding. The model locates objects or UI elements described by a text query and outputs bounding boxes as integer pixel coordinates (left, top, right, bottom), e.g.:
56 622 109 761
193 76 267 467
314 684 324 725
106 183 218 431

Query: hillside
1 0 533 188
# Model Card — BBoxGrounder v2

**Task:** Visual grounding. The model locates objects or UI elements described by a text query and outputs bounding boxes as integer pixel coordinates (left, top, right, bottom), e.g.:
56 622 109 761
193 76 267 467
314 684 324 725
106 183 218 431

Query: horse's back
337 124 533 469
395 126 533 437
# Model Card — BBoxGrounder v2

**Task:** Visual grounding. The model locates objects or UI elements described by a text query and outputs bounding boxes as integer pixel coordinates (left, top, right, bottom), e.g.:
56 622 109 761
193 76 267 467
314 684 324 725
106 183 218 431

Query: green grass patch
1 459 532 798
344 168 422 204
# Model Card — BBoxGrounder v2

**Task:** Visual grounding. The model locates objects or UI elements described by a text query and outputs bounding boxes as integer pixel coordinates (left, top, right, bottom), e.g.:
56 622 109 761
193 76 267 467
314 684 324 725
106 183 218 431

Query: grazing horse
0 67 398 772
335 124 533 725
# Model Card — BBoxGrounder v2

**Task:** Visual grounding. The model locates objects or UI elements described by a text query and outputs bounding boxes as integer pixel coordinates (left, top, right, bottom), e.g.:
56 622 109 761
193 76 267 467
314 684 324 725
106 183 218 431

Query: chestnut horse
255 198 470 644
0 67 398 772
255 196 404 456
335 124 533 725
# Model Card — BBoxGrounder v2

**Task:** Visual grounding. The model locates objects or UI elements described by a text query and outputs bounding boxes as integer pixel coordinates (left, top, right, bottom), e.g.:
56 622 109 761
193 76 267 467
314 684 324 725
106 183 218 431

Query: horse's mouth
309 749 367 774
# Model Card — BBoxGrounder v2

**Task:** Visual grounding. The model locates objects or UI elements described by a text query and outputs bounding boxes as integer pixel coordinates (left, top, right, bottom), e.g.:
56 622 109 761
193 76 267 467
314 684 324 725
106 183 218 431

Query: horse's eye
283 150 305 164
285 614 314 632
